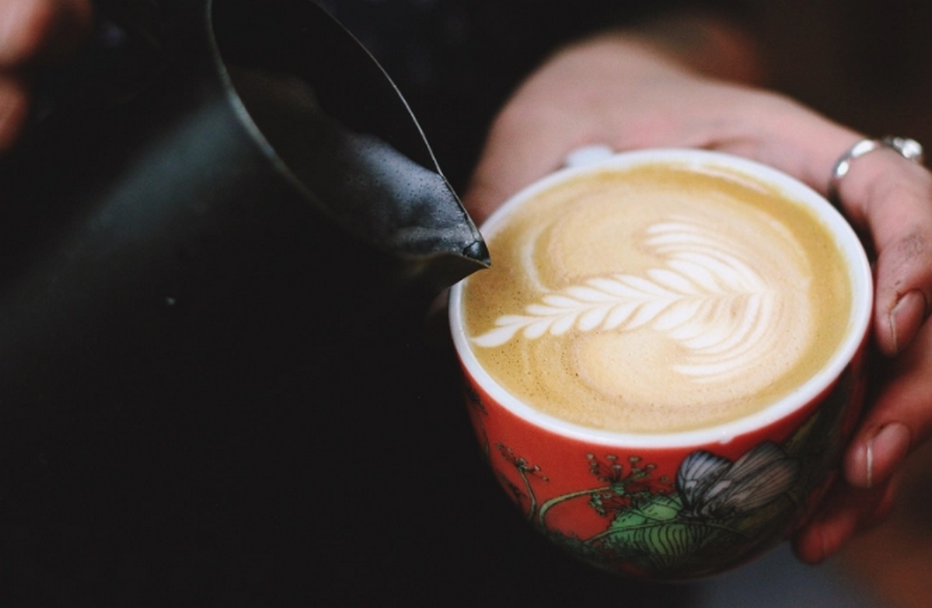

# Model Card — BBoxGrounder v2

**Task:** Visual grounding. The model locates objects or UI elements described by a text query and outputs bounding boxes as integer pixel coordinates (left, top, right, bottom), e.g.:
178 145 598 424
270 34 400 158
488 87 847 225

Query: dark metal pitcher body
0 0 487 473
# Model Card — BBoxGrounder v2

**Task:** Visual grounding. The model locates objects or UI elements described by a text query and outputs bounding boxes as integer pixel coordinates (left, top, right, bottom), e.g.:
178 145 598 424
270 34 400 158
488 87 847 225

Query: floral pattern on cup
465 363 860 580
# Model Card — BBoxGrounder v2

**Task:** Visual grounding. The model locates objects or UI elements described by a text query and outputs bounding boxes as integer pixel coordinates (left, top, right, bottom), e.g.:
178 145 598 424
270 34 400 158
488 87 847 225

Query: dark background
1 0 932 605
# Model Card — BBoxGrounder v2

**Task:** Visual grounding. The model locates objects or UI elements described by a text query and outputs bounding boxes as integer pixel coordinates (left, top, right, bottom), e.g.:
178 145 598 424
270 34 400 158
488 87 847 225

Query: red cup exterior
458 333 868 581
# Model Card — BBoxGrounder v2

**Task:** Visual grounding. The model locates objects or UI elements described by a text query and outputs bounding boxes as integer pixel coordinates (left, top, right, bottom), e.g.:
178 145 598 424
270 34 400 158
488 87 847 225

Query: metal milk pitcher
0 0 489 451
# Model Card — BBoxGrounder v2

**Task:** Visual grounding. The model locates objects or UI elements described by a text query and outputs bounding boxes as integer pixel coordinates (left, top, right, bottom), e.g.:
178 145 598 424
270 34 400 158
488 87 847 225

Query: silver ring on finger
828 136 925 207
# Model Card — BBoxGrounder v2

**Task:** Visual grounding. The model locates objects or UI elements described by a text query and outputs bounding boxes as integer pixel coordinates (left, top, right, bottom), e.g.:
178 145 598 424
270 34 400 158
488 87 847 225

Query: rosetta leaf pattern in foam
472 217 788 382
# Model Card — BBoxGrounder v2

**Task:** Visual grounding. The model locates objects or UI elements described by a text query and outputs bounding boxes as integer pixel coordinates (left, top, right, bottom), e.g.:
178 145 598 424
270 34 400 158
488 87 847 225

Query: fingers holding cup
825 137 932 500
829 139 932 357
792 476 897 564
843 308 932 493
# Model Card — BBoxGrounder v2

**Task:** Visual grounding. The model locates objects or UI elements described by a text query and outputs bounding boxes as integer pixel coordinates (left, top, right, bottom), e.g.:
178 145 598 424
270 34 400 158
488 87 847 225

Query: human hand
463 18 932 564
792 140 932 564
0 0 92 151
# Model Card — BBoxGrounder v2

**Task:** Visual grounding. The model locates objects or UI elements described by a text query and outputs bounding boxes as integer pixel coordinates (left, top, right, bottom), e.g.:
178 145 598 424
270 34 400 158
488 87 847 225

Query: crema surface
462 164 852 433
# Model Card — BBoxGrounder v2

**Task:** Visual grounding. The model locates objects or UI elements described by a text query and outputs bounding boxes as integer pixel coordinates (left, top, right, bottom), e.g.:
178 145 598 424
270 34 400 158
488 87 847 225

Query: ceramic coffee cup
448 148 873 580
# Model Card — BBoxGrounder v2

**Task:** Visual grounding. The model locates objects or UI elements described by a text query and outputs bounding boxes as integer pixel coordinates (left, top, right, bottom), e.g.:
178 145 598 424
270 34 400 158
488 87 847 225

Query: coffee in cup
462 159 851 433
449 149 873 580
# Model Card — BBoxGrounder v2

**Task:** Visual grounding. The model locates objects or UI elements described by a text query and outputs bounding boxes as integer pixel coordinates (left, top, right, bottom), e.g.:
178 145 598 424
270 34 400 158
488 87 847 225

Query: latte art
462 164 851 433
473 215 807 386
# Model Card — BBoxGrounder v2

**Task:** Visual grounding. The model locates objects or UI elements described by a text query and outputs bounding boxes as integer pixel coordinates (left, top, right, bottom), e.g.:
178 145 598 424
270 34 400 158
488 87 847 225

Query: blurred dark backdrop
1 0 932 606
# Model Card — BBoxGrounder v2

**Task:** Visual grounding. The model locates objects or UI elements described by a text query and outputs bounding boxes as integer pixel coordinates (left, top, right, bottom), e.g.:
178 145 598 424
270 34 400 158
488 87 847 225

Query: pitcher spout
463 235 491 268
219 0 492 291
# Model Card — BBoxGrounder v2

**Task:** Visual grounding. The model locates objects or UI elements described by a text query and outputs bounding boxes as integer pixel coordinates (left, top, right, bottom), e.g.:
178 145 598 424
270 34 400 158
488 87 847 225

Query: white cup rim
449 148 873 448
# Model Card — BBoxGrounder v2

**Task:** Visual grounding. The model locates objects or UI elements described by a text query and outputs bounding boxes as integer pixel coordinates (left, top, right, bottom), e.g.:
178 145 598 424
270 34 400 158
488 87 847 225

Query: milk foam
463 165 850 433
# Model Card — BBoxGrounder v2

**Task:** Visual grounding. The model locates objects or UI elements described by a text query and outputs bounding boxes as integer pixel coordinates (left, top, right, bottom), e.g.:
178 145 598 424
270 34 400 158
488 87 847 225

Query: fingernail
864 423 911 489
889 290 928 355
